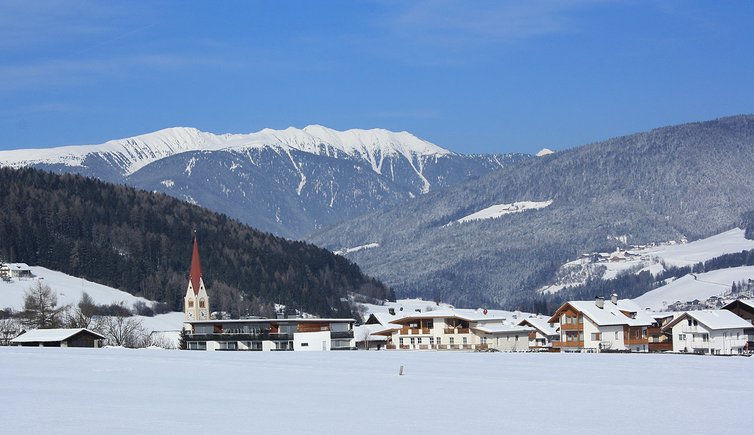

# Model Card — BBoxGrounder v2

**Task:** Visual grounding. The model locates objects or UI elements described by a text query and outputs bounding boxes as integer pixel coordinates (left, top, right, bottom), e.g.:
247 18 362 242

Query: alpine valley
3 116 754 311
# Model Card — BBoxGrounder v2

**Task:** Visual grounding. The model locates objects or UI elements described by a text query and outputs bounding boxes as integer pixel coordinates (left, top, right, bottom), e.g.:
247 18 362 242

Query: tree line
0 167 394 318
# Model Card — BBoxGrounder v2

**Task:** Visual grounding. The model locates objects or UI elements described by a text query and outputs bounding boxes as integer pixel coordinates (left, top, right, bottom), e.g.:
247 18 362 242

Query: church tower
184 233 210 322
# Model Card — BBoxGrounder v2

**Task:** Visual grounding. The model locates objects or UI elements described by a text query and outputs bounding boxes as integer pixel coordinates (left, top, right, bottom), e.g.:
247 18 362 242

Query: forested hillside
311 115 754 308
0 168 393 317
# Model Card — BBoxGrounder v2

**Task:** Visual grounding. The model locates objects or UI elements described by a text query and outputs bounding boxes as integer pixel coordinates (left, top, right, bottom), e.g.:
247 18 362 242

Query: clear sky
0 0 752 154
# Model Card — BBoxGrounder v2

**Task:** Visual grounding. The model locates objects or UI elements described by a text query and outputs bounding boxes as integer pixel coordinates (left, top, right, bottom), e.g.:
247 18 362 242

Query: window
687 318 692 326
199 299 205 308
430 337 434 345
678 334 686 341
188 300 194 308
566 316 572 324
462 337 467 345
449 337 454 345
399 338 404 345
301 343 308 347
578 316 583 324
437 337 441 345
417 337 422 344
410 337 415 345
591 333 601 341
701 333 709 342
615 331 619 340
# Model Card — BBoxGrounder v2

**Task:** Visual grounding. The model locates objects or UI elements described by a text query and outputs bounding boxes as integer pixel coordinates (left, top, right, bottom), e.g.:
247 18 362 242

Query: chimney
595 296 605 309
611 293 618 305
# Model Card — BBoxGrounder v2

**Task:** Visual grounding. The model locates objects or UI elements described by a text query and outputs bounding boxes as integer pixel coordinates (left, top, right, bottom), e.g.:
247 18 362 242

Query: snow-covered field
451 200 553 225
0 266 184 334
634 265 754 311
1 347 751 434
542 228 754 294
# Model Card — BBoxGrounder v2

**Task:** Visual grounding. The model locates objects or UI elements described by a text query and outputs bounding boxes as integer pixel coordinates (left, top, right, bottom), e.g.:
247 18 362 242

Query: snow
633 266 754 311
536 148 555 156
666 310 752 331
10 328 104 343
1 348 752 434
543 228 754 294
0 125 451 179
333 243 379 256
0 266 184 335
453 200 553 224
565 299 655 327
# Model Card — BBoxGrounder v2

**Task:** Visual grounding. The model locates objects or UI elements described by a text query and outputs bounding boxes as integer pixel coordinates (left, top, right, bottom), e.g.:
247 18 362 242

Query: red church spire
189 232 202 295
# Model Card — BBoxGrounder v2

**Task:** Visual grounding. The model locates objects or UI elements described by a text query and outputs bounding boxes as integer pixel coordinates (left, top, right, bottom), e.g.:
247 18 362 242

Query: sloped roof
472 324 534 335
664 310 752 331
723 299 754 311
189 235 202 295
10 328 105 343
387 309 509 324
550 299 654 327
518 317 558 336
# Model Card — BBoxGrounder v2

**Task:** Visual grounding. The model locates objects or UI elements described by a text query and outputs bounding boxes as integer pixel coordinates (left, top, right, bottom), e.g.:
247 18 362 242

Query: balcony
626 337 649 345
330 331 354 339
560 323 583 331
553 340 584 348
648 342 673 352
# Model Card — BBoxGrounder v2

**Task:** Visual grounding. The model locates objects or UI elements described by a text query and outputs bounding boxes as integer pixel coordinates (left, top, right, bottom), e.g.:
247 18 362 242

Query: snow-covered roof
664 310 752 331
353 324 389 341
387 309 509 324
550 299 654 327
472 324 534 335
365 312 399 326
518 317 558 336
723 299 754 311
9 263 30 270
10 328 105 343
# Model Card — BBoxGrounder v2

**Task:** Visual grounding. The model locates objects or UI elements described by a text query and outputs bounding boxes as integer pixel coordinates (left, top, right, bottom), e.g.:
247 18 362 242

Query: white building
373 309 533 351
184 318 355 351
663 310 751 355
548 295 655 352
517 317 559 350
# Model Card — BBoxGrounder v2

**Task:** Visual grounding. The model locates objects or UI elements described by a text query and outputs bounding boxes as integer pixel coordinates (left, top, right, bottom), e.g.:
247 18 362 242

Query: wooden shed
10 328 106 348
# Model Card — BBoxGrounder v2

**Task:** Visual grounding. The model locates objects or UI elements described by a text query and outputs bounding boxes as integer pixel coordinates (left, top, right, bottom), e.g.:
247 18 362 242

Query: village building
183 234 210 325
647 312 674 352
548 295 654 352
372 309 533 351
722 299 754 349
10 328 105 348
1 263 32 279
662 310 751 355
183 318 356 351
517 317 559 350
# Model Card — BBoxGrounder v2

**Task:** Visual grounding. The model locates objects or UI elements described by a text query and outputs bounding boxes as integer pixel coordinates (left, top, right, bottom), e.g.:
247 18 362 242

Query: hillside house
10 328 105 348
517 317 559 350
7 263 32 279
663 310 751 355
548 295 654 352
184 318 355 351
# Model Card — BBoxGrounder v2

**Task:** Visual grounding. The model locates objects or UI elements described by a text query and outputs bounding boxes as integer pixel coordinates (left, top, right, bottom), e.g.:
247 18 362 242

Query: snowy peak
536 148 555 157
0 125 453 176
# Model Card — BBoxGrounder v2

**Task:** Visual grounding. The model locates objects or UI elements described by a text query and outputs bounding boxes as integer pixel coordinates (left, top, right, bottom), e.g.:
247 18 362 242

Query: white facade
667 311 750 355
293 331 331 351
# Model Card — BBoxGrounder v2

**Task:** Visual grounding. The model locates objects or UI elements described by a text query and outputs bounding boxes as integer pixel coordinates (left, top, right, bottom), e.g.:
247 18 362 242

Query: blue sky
0 0 752 154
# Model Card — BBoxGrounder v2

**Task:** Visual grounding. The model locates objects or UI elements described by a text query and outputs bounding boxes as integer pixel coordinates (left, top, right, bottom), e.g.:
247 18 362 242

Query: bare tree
92 303 147 348
64 292 97 329
0 317 22 345
20 281 63 329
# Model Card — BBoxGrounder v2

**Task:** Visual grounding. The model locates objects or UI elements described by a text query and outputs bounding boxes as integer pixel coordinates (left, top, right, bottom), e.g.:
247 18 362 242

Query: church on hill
184 234 210 323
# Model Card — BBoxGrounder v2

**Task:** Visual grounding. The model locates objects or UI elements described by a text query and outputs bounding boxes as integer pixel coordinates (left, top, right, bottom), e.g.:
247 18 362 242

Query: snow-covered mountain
310 115 754 308
0 126 527 238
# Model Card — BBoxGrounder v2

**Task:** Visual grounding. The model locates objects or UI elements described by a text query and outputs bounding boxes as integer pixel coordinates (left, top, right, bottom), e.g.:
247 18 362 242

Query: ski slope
0 347 751 434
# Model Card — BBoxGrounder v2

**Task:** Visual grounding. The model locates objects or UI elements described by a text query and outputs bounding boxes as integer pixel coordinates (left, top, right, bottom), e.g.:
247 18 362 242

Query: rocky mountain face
0 126 526 238
309 115 754 309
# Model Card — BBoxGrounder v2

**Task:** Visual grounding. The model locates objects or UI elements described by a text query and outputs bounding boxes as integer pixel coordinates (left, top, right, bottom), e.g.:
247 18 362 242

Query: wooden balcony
560 323 583 331
457 328 470 334
648 342 673 352
444 328 455 334
626 337 649 345
553 340 584 348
